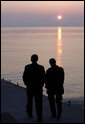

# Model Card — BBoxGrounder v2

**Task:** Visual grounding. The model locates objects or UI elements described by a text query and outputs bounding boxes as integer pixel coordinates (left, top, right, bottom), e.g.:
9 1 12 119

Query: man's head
49 58 56 67
31 54 38 63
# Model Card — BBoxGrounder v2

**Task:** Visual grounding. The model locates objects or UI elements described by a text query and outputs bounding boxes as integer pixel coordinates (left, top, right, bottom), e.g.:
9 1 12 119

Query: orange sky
1 1 84 27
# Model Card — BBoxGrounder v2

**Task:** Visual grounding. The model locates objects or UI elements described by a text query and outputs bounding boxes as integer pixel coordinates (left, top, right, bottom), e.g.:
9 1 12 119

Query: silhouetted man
22 54 45 122
45 58 64 120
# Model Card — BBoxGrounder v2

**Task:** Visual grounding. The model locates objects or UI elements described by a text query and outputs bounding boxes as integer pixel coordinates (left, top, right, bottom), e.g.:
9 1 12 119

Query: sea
1 27 84 108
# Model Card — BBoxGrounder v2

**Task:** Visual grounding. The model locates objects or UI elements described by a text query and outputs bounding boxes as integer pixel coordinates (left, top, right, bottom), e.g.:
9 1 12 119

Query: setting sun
57 15 62 20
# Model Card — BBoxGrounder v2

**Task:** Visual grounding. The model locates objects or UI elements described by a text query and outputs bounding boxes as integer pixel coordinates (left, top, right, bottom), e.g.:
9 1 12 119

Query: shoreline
1 79 84 123
1 78 84 104
1 78 84 110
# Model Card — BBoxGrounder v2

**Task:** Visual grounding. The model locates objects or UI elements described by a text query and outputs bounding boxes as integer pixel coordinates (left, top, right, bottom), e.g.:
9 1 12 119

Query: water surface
1 27 84 102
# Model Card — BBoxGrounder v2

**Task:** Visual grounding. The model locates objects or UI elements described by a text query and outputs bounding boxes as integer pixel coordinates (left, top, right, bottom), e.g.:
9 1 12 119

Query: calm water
1 27 84 103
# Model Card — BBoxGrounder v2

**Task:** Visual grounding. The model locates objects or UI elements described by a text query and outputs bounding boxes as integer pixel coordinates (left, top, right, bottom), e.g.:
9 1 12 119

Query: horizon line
1 25 84 28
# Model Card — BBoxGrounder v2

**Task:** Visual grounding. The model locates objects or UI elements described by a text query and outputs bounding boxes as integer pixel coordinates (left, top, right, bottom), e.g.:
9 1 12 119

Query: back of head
49 58 56 67
31 54 38 63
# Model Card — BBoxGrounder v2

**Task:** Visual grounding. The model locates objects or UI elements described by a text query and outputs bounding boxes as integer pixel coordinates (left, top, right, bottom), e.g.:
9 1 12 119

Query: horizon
1 25 84 28
1 1 84 27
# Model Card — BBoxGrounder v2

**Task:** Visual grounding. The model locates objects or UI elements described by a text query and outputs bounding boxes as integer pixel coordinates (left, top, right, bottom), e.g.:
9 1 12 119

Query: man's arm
61 67 65 94
62 68 65 84
45 70 49 89
41 67 46 87
22 66 28 86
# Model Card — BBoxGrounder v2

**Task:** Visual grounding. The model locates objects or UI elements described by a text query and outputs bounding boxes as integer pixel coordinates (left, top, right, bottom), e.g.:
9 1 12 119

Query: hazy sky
1 1 84 27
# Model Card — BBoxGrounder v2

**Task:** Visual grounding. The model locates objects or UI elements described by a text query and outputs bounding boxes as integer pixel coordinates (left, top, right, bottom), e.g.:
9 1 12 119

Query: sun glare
57 15 62 20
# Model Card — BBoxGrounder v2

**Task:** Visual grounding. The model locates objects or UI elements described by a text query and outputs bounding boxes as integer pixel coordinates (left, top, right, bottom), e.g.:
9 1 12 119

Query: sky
1 1 84 27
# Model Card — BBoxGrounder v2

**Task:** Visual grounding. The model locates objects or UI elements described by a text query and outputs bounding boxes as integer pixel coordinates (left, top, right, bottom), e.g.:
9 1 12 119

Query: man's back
23 54 45 121
45 58 65 120
23 63 45 93
46 65 64 95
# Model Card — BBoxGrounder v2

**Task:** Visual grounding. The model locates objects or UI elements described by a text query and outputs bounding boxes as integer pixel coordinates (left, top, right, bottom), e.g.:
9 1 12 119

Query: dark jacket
22 63 45 94
45 65 64 95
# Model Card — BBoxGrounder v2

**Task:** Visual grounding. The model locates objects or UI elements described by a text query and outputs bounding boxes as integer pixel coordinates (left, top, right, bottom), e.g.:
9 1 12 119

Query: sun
57 15 62 20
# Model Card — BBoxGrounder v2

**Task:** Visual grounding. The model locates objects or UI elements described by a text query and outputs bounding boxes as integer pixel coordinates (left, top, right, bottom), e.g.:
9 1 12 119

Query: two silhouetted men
23 54 64 121
45 58 64 120
23 54 45 122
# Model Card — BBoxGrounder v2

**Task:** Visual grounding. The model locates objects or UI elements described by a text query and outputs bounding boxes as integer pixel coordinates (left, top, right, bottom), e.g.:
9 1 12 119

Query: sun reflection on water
56 27 63 66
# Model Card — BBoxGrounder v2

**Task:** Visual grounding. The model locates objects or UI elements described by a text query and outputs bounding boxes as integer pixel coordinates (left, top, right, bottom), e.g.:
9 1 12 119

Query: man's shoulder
59 66 64 71
25 64 31 69
37 64 44 69
57 66 64 74
46 67 51 73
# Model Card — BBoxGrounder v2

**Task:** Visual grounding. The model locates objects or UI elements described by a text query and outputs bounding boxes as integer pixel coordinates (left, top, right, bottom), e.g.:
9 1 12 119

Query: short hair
31 54 38 62
49 58 56 66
